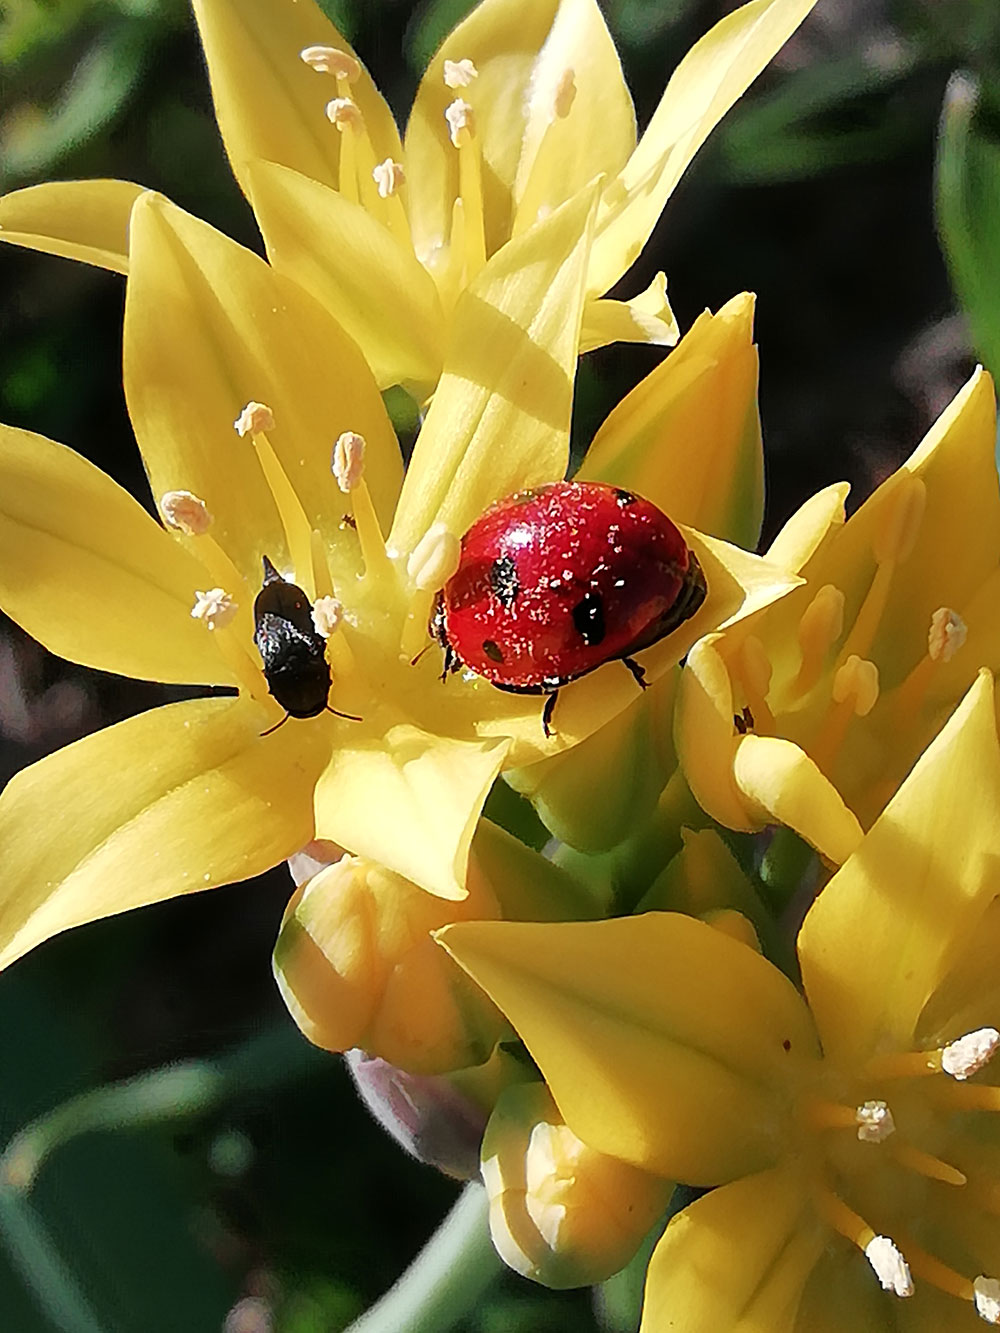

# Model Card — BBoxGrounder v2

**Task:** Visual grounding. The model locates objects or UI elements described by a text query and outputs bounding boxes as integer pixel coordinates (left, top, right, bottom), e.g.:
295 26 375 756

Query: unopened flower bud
481 1083 671 1288
273 856 503 1075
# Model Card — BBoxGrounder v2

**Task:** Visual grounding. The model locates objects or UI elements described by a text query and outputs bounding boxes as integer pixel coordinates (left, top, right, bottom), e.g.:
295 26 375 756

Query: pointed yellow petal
578 274 680 355
581 292 762 547
675 635 756 831
0 180 142 273
124 193 401 584
247 160 444 393
589 0 818 295
0 696 329 969
765 481 849 572
313 723 509 901
191 0 401 199
640 1166 819 1333
389 184 598 556
439 913 817 1183
0 423 234 686
799 671 1000 1065
733 735 864 865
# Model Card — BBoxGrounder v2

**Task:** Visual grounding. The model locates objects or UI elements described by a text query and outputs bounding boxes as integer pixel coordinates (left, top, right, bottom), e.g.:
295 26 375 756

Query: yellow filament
338 124 359 204
812 1186 875 1251
736 639 775 732
189 534 253 636
802 1098 861 1132
310 528 334 600
212 625 268 702
890 1141 967 1187
249 429 317 600
350 479 393 583
837 559 896 667
458 136 487 280
929 1081 1000 1112
862 1049 943 1081
791 584 845 698
399 588 435 661
896 1236 975 1302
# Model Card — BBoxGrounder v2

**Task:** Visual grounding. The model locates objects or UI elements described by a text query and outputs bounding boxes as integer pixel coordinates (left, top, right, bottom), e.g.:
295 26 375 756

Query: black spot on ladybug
572 591 606 647
614 488 637 506
489 555 520 607
482 639 505 664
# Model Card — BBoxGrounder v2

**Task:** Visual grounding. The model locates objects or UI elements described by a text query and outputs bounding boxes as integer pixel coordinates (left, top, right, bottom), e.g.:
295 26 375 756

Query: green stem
0 1185 109 1333
345 1182 501 1333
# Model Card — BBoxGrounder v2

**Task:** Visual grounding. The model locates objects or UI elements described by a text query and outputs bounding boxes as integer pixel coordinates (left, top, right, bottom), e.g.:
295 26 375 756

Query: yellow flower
441 671 1000 1329
0 186 792 969
676 366 1000 865
0 0 817 395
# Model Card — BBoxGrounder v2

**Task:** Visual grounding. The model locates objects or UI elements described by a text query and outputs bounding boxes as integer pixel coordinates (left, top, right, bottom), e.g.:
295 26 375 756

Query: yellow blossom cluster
3 0 1000 1329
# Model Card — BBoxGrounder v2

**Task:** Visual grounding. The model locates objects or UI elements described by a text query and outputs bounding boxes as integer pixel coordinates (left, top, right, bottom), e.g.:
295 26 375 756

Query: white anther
975 1276 1000 1324
443 58 478 89
311 596 344 638
928 607 968 663
942 1027 1000 1080
407 523 461 592
798 584 845 657
832 655 880 716
160 490 212 537
873 475 926 566
553 68 577 118
855 1100 895 1143
234 401 275 437
445 98 475 147
332 431 366 492
191 588 238 631
372 158 405 197
865 1236 914 1297
300 45 360 81
326 97 362 131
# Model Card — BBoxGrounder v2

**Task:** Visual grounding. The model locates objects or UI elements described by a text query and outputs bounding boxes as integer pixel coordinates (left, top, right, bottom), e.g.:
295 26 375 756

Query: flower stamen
191 587 237 630
855 1099 895 1143
372 158 405 198
865 1235 915 1297
300 45 361 84
735 635 775 730
445 99 486 280
443 58 478 89
400 523 460 659
792 583 845 697
331 432 390 581
890 1140 967 1187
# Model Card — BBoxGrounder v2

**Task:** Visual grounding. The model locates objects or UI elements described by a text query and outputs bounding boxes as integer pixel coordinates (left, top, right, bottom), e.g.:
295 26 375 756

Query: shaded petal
191 0 401 200
765 482 849 573
641 1165 820 1333
0 179 142 273
675 634 755 831
124 193 402 586
0 695 329 969
577 274 679 355
580 292 762 547
588 0 818 295
439 913 817 1183
799 670 1000 1064
0 423 234 686
246 160 444 393
312 723 509 901
389 184 598 556
733 735 864 865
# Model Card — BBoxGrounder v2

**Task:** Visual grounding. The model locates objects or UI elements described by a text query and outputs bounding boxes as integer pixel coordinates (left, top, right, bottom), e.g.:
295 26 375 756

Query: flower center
800 1027 1000 1321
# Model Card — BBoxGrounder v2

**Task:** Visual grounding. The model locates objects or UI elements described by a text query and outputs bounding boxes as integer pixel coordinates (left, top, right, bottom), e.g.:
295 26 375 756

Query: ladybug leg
542 691 559 738
622 656 649 691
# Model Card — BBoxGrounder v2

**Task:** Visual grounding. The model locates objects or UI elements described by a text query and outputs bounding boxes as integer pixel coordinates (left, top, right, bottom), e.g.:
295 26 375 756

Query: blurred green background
1 0 999 1329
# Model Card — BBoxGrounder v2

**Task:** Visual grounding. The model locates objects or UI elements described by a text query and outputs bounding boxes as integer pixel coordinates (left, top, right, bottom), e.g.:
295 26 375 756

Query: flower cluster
3 0 999 1329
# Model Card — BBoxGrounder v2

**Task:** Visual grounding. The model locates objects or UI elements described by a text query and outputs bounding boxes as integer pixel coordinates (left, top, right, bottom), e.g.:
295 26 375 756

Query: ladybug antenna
325 704 363 723
409 643 432 668
260 711 291 737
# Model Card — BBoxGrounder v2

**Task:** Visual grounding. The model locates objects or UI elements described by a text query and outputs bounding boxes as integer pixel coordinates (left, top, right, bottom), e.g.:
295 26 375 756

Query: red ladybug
431 480 707 735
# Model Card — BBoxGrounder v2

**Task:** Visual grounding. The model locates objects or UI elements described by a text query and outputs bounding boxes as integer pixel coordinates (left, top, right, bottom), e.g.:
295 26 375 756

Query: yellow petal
588 0 818 296
469 818 600 922
640 1165 820 1333
124 192 402 585
191 0 401 200
246 160 444 393
798 671 1000 1065
0 179 142 273
0 423 234 686
439 913 817 1183
580 292 762 547
505 667 679 853
406 0 632 263
312 723 509 900
577 273 680 355
389 184 599 556
733 735 864 865
0 695 328 969
765 481 849 572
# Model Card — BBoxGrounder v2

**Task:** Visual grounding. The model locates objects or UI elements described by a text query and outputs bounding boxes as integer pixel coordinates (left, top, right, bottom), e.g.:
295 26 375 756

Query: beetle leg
325 705 364 723
623 656 648 690
260 712 291 737
542 691 559 737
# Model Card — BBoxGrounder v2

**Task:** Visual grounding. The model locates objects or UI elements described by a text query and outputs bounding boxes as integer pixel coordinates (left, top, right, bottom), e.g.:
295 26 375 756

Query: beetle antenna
325 704 363 722
260 712 290 737
409 643 432 667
